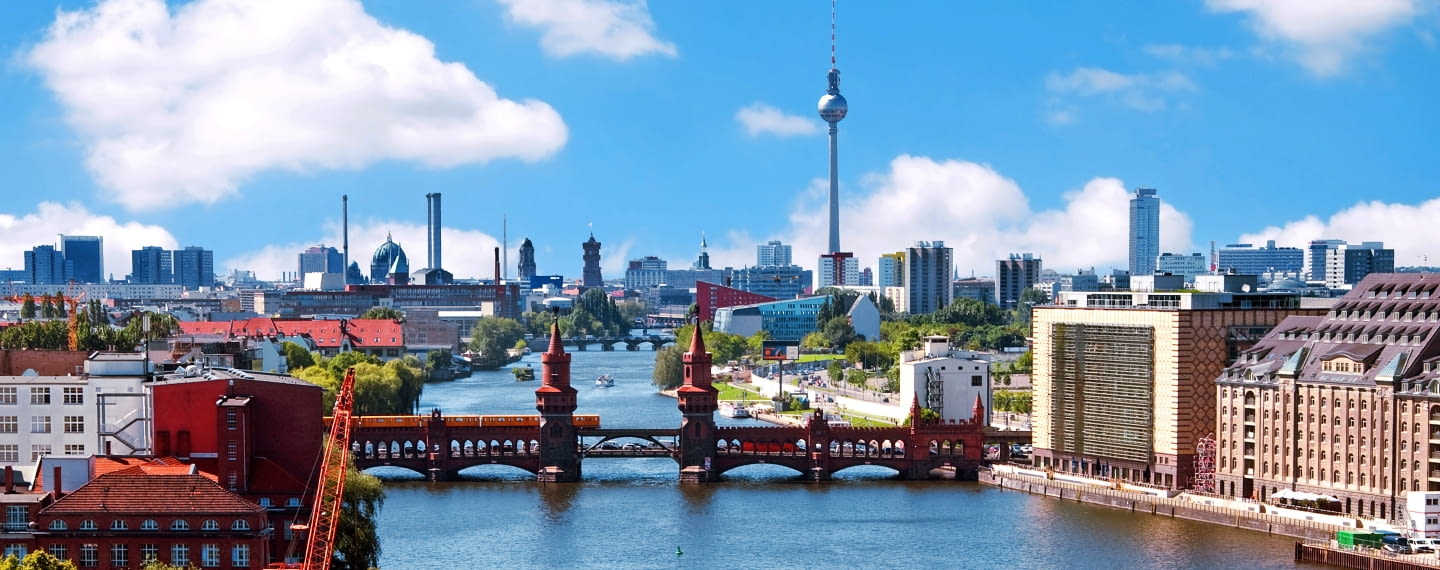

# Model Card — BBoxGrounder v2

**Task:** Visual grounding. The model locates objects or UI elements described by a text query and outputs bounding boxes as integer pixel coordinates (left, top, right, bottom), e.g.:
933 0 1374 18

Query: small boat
595 374 615 387
719 401 750 418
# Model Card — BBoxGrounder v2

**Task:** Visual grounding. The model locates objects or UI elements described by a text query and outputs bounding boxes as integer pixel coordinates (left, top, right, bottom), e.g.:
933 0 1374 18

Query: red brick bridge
349 325 1007 482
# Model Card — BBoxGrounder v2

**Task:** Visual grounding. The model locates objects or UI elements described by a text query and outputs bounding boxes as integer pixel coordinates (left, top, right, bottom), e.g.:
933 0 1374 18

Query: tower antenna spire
831 0 837 68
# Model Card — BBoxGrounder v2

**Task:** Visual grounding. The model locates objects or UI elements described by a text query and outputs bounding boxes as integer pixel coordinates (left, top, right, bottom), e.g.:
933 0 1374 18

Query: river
375 349 1312 569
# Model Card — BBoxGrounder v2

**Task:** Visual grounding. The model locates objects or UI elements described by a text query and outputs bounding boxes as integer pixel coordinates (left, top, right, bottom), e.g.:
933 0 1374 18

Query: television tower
818 0 848 254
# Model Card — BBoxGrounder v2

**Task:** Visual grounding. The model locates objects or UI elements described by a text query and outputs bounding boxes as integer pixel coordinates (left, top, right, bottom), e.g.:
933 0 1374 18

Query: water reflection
537 483 580 523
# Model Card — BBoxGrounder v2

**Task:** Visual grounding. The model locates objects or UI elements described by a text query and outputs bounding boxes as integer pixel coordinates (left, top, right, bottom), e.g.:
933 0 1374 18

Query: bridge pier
601 343 614 351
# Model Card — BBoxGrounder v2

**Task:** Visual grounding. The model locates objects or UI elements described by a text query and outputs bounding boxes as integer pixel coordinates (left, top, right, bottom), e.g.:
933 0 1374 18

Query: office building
695 281 776 323
130 246 173 285
1217 241 1304 278
729 265 811 300
1031 287 1322 490
624 256 668 290
1129 188 1160 277
298 245 344 278
1215 273 1440 521
878 252 904 289
905 241 953 315
23 245 71 285
1156 252 1209 283
1307 239 1346 283
1325 242 1394 290
713 294 878 342
757 240 792 267
59 235 103 284
996 253 1042 309
818 252 858 288
898 336 990 424
953 278 996 304
172 246 214 289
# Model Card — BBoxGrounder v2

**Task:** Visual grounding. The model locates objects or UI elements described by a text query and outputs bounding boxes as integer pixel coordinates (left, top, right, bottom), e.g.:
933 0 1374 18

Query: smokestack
5 466 13 494
503 215 508 282
342 194 349 278
426 193 442 270
51 465 62 498
494 247 501 283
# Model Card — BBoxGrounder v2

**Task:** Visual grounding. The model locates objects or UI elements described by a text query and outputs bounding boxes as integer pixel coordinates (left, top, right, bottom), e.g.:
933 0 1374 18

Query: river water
376 350 1310 569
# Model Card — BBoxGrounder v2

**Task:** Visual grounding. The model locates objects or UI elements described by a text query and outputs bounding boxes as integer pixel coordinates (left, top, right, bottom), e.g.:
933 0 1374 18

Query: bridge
526 336 675 351
349 324 1023 483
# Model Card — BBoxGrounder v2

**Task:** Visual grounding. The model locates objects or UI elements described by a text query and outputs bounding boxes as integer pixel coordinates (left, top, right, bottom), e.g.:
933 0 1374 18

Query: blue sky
0 0 1437 283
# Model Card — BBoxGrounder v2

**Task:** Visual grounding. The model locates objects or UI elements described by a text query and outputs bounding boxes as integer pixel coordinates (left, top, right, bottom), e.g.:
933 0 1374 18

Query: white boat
719 401 750 418
595 374 615 387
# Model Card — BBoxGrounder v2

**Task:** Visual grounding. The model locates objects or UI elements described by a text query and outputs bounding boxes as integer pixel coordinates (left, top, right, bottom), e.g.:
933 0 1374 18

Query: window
110 519 127 530
227 440 238 461
226 408 237 430
0 417 16 433
30 416 50 434
202 519 220 531
141 519 158 531
63 416 84 434
171 544 189 567
28 388 49 405
79 544 98 567
0 445 15 463
140 544 158 564
79 519 97 530
286 498 302 508
110 545 128 567
3 545 25 558
231 519 251 531
63 387 83 405
0 387 15 405
48 520 67 531
30 444 50 462
257 498 272 508
231 544 250 567
971 375 982 386
201 544 220 567
4 506 26 531
64 444 85 456
48 545 65 561
171 519 190 531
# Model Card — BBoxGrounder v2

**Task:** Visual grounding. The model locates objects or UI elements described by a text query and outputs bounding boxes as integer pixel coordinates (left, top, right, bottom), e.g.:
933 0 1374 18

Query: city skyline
0 1 1437 283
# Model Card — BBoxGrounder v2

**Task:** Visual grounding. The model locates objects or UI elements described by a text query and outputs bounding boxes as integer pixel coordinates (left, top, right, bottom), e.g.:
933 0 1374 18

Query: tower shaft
827 123 840 254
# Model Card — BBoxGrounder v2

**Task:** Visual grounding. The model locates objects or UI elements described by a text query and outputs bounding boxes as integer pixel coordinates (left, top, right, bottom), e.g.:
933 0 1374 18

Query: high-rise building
1215 274 1440 520
518 238 537 281
624 256 668 290
877 252 904 289
298 245 344 278
756 240 792 267
1156 252 1209 283
1129 188 1160 277
1216 240 1304 277
1325 242 1394 289
817 252 858 288
1031 287 1320 490
172 246 214 289
23 245 70 285
59 235 103 284
582 233 603 288
130 246 173 285
905 241 953 315
996 253 1042 309
1306 239 1346 282
729 265 811 300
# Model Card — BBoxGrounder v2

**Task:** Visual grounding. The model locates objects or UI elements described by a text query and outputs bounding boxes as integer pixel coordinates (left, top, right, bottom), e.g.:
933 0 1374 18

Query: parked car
1380 534 1413 554
1408 538 1437 553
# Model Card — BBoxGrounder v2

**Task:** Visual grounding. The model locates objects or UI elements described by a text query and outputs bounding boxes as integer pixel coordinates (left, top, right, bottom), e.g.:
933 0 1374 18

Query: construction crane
300 367 357 570
4 292 84 351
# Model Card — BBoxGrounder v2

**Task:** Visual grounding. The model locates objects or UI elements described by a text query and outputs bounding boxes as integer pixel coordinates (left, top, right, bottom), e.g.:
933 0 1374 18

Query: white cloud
23 0 567 212
735 103 820 138
1046 67 1196 114
0 202 179 280
1236 198 1440 266
1143 44 1236 67
1206 0 1419 75
224 220 508 282
498 0 677 60
700 155 1197 279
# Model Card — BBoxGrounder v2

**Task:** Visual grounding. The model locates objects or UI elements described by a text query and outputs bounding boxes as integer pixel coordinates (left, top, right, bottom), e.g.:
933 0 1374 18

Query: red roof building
695 281 776 323
177 317 406 360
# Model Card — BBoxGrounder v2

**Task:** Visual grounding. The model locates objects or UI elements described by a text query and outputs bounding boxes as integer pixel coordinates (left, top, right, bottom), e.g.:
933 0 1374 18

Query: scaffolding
1193 433 1216 494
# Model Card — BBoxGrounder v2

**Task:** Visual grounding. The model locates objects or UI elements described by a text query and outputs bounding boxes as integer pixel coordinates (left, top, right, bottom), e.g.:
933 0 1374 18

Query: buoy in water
676 547 683 556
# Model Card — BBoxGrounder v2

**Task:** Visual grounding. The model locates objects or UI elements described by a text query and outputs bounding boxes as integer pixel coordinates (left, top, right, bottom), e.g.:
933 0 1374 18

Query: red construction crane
4 292 84 351
301 367 357 570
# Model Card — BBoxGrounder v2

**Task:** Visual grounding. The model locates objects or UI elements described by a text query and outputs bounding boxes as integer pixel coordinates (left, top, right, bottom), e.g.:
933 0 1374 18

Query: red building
177 318 406 360
695 281 775 323
36 470 270 568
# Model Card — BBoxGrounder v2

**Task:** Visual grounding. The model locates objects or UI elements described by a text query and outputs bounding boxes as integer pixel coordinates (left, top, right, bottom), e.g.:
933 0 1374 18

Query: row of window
49 518 252 532
0 415 85 434
0 444 85 463
0 387 84 406
22 543 251 568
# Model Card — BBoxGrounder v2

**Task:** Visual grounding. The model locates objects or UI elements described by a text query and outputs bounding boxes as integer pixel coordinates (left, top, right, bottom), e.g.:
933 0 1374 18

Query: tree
844 368 868 388
359 306 405 321
19 294 35 319
1014 349 1033 374
565 288 629 337
1017 287 1050 325
651 344 685 390
283 341 317 370
333 464 385 570
671 324 747 364
827 360 844 386
469 318 526 369
801 331 830 351
821 316 859 349
0 551 76 570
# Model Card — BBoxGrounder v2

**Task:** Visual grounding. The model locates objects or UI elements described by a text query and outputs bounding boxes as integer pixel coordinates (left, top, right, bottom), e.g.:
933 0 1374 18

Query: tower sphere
818 92 848 123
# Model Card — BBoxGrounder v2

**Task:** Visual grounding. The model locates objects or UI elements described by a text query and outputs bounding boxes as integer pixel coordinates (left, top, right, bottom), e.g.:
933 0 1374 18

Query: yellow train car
574 414 601 428
334 414 600 429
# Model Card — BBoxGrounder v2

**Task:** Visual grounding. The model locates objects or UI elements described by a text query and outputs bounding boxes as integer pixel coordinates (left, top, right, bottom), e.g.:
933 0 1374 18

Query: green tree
469 317 526 369
651 344 685 390
565 288 629 337
19 294 36 319
801 331 830 351
616 300 646 327
0 551 77 570
844 368 867 388
359 306 405 321
333 464 385 570
827 360 844 386
1017 287 1050 325
387 357 425 413
821 316 859 349
0 321 68 350
845 340 895 371
283 341 317 370
745 330 771 356
1014 349 1033 374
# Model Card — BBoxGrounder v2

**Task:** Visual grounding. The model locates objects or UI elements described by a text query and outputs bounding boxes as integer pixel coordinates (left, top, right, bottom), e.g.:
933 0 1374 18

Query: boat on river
596 374 615 387
719 401 750 418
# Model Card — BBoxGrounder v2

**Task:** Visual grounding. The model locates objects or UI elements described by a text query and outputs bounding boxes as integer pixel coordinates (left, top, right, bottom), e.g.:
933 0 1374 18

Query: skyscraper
905 241 953 315
1306 239 1346 282
1129 188 1160 277
298 245 344 278
173 246 214 289
877 252 904 289
756 240 792 267
582 233 603 288
23 245 70 285
996 253 1042 309
817 252 857 289
518 238 537 282
131 246 173 285
59 235 103 284
1325 242 1394 289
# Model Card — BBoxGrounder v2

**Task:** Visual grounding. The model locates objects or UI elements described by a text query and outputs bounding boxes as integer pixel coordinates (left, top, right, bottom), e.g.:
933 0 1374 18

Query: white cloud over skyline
498 0 677 60
1206 0 1420 75
0 203 178 280
1237 198 1440 267
23 0 568 212
1046 67 1197 114
735 103 821 138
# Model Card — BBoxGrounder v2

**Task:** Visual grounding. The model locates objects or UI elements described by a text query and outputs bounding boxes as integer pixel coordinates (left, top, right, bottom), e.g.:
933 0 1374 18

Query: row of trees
650 323 751 390
519 290 645 338
284 344 426 416
0 307 180 352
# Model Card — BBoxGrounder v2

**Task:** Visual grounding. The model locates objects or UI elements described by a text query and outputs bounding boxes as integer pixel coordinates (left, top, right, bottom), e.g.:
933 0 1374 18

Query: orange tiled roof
41 472 264 516
175 317 404 349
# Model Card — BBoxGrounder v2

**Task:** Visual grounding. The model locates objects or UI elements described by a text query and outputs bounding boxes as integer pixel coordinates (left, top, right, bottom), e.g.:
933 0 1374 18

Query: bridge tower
535 321 581 482
676 330 719 482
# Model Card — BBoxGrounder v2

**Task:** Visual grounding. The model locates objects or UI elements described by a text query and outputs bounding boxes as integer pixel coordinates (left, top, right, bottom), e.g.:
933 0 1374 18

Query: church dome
369 234 409 282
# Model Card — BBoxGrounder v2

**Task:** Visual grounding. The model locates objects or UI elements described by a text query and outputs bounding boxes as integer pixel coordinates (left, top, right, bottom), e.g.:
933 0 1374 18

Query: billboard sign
761 340 800 361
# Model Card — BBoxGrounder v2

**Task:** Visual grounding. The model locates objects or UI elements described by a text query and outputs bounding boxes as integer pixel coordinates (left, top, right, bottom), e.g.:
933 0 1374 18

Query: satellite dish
1241 284 1252 292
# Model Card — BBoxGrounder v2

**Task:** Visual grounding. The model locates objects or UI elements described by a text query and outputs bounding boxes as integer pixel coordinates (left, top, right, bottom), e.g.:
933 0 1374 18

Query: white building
898 336 990 424
1408 492 1440 538
817 254 860 288
0 354 149 482
1156 252 1208 284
